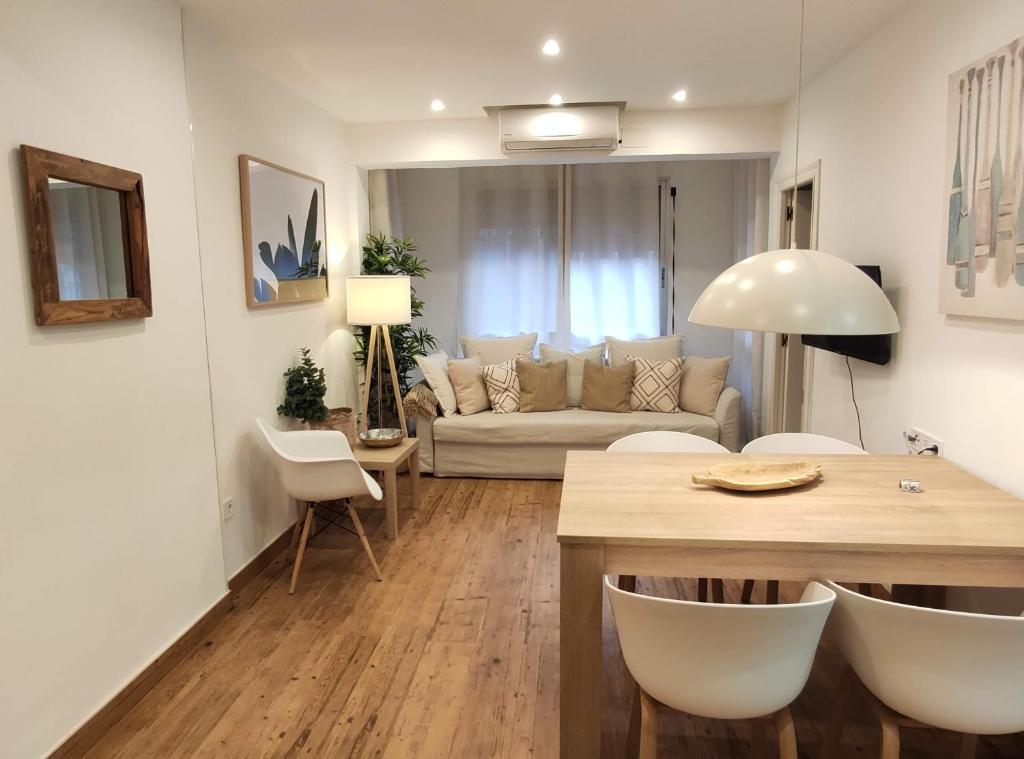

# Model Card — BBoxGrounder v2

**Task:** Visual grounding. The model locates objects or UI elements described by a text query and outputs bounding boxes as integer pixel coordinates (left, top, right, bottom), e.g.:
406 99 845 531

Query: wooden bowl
692 460 822 492
359 428 404 448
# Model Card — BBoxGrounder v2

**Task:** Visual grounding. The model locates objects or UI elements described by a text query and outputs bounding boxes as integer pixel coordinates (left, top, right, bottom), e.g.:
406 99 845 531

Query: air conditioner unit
498 105 620 153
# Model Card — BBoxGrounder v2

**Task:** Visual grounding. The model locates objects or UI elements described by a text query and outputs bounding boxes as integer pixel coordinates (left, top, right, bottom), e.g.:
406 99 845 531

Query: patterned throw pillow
481 360 521 413
629 355 683 412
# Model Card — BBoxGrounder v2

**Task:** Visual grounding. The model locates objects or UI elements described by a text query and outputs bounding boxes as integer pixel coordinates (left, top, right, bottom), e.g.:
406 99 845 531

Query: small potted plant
277 348 357 445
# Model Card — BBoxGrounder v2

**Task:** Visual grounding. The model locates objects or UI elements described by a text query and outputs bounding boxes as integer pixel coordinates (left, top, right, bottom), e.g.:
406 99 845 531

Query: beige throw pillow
606 335 683 367
679 355 731 416
539 343 605 406
414 351 457 417
580 359 634 413
461 333 538 365
517 358 568 413
481 360 521 414
629 356 683 412
447 357 490 415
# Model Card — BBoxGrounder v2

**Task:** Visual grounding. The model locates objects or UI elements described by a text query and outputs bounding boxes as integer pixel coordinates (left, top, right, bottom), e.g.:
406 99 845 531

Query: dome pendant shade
688 248 900 335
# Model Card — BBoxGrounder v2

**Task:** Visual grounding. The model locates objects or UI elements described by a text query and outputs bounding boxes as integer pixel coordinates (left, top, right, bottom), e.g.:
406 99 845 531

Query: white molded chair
609 430 729 454
740 433 865 604
608 431 729 602
255 419 383 593
607 578 836 758
822 581 1024 758
742 432 867 455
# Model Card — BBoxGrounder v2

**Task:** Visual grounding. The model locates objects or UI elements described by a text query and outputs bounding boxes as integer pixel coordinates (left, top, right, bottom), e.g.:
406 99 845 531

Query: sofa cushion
447 356 490 415
581 359 633 413
680 355 732 416
606 335 683 367
481 360 521 413
539 343 604 406
517 357 568 412
432 407 719 446
415 351 457 417
461 333 538 364
629 356 683 413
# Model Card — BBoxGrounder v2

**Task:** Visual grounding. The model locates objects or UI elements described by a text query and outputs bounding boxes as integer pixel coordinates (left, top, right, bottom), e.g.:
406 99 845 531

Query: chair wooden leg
288 503 314 594
624 683 641 759
741 579 756 604
638 690 658 759
617 574 637 593
821 665 857 759
858 583 874 597
767 580 780 604
958 734 978 759
774 707 797 759
879 711 901 759
697 577 708 602
346 502 383 581
751 717 769 759
288 507 304 560
712 578 725 603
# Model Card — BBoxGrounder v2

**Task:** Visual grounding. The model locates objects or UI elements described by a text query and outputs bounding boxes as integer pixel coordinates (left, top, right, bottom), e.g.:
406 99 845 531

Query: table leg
384 468 399 540
560 543 604 759
408 448 421 509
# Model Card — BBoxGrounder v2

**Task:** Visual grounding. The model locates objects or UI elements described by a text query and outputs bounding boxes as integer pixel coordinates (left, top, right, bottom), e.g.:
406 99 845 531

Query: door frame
764 159 821 434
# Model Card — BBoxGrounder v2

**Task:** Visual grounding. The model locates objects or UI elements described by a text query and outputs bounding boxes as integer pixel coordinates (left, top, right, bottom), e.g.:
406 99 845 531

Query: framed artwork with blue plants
239 155 328 308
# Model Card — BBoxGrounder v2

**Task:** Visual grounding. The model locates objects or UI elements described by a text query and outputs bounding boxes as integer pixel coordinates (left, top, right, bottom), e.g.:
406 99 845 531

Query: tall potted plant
354 233 437 429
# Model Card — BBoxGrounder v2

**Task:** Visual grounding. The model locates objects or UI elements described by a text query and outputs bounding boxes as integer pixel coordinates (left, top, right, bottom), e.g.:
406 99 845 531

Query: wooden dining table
557 451 1024 758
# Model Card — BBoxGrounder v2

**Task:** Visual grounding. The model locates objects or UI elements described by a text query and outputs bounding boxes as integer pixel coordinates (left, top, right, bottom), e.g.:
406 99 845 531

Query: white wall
0 2 225 757
182 12 361 580
772 0 1024 504
347 106 782 169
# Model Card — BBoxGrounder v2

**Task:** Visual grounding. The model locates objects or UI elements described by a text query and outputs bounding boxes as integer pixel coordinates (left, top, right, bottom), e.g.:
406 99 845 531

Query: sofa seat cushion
432 407 719 447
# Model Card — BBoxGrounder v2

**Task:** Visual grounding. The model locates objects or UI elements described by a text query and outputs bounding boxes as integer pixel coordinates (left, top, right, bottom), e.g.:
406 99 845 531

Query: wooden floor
85 477 1023 758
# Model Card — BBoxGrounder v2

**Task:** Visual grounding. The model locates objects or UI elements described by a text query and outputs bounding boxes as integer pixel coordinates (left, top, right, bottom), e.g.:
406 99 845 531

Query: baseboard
48 592 233 758
48 525 295 758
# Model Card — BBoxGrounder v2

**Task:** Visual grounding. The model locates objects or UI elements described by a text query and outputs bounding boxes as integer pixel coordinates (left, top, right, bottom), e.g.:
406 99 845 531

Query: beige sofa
408 384 741 479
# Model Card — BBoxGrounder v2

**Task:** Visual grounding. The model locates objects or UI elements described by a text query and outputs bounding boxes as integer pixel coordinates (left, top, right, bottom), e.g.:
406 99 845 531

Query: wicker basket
309 407 358 447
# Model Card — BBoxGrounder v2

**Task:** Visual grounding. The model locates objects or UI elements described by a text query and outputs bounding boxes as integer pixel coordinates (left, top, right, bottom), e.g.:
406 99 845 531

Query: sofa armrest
714 386 742 452
404 382 437 473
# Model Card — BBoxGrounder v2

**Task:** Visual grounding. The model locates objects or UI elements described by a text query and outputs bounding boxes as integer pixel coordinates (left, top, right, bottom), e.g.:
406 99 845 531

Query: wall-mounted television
801 265 892 366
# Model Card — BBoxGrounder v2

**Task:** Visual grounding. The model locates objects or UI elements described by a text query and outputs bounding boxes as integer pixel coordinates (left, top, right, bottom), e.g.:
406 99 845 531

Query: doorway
768 162 820 434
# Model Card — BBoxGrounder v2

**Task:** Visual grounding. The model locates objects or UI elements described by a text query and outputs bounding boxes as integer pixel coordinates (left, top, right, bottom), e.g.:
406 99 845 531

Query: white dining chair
740 433 866 604
741 432 867 456
608 431 729 602
821 581 1024 759
255 418 383 593
608 430 730 454
607 577 836 759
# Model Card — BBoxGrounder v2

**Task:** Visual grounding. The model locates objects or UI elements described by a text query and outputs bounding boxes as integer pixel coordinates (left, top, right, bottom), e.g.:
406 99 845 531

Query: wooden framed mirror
20 145 152 326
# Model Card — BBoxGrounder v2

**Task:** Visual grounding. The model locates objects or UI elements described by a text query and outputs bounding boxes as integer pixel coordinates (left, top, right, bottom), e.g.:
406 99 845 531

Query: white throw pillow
606 335 684 367
629 355 684 413
461 333 538 365
414 351 458 417
539 343 605 407
481 360 521 414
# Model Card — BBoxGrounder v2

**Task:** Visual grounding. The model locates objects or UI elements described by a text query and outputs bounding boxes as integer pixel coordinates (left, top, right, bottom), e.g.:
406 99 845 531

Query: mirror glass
47 179 128 301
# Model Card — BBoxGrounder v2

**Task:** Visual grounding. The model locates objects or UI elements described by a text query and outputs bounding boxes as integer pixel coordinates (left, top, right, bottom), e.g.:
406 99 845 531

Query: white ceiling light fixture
542 38 560 56
689 0 899 336
429 98 445 112
671 89 687 103
548 93 564 106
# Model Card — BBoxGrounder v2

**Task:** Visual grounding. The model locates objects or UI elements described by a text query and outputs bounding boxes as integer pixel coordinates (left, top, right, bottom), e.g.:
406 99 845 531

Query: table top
557 452 1024 555
353 436 418 469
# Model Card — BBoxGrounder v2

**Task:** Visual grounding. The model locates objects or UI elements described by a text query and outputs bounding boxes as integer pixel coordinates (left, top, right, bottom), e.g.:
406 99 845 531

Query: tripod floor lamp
346 275 411 443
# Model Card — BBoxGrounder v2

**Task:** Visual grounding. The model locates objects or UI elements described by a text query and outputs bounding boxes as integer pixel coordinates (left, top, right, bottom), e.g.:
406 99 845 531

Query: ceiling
180 0 911 123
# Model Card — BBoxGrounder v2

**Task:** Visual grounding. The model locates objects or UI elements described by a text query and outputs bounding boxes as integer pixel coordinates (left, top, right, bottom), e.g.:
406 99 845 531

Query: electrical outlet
222 497 235 521
904 428 943 456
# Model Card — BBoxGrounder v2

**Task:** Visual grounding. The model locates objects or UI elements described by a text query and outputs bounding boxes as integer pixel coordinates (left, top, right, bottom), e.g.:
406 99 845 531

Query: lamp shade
688 248 900 335
346 275 411 325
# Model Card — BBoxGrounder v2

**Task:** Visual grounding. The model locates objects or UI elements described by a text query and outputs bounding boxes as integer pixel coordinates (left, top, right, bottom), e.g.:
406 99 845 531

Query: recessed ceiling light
548 94 564 106
672 89 687 103
542 39 560 56
430 98 445 112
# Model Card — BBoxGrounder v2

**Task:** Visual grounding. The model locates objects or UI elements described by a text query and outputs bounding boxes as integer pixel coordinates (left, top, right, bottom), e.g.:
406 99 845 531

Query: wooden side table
353 436 420 540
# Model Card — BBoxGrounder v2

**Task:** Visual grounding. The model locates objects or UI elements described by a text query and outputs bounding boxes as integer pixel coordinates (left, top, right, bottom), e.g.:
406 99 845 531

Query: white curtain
457 165 561 343
367 169 402 238
731 160 770 444
49 183 126 300
569 163 660 348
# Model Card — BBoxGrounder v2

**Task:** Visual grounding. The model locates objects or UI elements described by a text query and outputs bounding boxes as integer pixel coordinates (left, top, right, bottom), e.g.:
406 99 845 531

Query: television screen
801 265 892 366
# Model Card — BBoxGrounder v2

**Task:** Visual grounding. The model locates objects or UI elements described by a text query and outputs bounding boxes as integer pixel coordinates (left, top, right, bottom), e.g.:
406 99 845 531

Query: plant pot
308 407 358 447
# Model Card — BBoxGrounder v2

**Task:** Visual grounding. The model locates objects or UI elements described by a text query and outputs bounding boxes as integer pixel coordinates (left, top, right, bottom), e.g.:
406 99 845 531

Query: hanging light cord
845 356 865 449
790 0 805 249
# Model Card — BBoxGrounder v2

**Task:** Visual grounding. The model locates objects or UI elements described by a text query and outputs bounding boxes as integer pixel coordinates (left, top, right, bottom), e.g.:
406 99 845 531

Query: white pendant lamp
688 0 899 336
